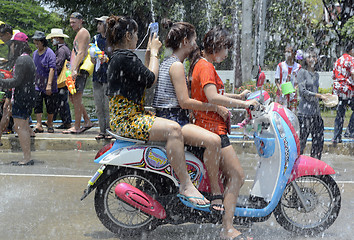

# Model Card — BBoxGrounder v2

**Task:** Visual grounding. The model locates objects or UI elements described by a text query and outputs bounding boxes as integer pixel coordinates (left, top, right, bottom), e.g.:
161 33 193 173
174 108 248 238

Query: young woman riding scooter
105 16 209 208
189 27 259 240
153 19 230 213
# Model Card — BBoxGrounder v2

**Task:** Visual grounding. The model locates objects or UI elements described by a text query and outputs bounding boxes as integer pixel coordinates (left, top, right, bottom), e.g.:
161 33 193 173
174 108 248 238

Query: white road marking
0 173 353 184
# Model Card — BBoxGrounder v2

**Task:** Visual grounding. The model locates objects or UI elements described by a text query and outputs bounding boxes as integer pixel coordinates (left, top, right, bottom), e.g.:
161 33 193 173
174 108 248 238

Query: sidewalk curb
1 134 353 155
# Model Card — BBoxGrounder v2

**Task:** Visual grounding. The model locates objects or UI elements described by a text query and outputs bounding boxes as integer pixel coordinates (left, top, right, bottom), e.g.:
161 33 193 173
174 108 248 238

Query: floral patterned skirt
109 95 155 141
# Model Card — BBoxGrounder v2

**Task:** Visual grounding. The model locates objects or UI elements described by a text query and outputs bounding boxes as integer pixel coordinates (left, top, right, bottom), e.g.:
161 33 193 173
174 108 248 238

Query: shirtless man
64 12 93 134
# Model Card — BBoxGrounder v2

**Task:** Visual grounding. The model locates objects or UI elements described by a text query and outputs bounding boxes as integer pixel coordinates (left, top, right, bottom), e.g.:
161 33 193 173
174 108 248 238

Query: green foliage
235 80 278 100
341 16 354 41
0 0 64 51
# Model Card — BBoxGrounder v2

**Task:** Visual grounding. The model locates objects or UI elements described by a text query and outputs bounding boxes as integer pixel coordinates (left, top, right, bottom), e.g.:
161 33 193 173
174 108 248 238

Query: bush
235 80 278 100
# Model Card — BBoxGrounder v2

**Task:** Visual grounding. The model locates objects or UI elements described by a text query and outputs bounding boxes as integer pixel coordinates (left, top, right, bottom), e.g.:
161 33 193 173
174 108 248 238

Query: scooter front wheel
274 175 341 235
94 169 161 236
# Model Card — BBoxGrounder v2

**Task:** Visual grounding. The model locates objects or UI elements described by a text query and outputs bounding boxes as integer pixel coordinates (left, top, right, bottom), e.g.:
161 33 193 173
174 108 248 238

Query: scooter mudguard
288 155 335 183
115 183 166 219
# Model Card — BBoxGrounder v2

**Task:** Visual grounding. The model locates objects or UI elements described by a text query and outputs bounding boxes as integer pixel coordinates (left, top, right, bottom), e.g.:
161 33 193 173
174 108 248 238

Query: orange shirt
191 58 227 135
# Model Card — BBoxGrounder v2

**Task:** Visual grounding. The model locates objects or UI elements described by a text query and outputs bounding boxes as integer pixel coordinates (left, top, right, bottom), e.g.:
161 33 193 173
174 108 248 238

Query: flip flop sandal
177 193 210 208
105 134 113 140
11 159 34 166
48 127 54 133
231 233 253 240
82 125 94 132
33 128 44 133
209 194 224 215
62 127 84 134
95 133 105 140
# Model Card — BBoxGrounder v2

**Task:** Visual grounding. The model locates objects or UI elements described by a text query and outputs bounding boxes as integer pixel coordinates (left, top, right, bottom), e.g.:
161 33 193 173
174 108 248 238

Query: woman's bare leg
149 117 209 206
13 118 32 163
0 98 11 144
219 145 251 240
182 124 222 207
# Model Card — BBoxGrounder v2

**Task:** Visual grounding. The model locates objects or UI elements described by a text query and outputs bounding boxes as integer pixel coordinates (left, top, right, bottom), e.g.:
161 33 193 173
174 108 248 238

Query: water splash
150 0 156 22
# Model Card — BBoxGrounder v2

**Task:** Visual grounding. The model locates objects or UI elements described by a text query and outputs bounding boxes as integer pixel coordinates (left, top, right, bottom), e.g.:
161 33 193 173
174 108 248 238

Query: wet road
0 150 353 240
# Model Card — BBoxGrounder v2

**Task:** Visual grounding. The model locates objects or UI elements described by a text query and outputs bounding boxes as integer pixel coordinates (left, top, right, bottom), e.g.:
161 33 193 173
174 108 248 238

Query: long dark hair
7 40 32 69
161 18 196 50
106 15 138 47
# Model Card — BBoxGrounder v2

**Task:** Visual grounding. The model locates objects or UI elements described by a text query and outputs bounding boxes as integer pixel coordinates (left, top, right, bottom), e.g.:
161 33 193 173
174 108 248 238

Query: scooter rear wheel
94 169 161 236
274 175 341 235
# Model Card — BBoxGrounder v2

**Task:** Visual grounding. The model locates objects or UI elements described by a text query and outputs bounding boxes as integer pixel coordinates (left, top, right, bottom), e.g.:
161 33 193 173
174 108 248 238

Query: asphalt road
0 150 353 240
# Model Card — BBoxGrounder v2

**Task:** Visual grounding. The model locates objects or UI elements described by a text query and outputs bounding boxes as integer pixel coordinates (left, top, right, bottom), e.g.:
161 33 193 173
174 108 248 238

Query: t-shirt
332 53 354 99
33 47 58 93
106 49 155 104
297 68 320 116
91 34 108 83
191 58 227 135
0 54 35 110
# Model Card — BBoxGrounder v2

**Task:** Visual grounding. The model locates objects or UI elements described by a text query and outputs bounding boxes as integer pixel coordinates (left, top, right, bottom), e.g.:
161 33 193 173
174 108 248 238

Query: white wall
217 70 334 89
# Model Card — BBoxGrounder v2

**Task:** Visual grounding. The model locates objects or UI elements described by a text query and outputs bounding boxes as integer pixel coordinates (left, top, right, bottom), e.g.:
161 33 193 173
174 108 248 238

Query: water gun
65 70 76 94
0 69 13 79
89 43 108 63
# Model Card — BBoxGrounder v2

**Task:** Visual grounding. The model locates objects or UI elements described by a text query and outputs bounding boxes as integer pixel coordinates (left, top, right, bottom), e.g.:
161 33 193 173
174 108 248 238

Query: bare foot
220 228 253 240
179 182 209 206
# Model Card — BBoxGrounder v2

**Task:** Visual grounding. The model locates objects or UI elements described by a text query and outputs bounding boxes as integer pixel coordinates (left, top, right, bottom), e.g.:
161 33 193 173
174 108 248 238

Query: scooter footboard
288 155 335 183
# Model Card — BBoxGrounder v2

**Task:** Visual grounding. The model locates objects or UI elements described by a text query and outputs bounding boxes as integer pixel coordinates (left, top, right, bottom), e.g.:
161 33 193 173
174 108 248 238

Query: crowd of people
0 11 353 240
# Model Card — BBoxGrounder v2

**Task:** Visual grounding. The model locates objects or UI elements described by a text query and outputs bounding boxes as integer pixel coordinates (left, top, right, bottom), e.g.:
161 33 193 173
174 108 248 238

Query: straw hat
46 28 69 39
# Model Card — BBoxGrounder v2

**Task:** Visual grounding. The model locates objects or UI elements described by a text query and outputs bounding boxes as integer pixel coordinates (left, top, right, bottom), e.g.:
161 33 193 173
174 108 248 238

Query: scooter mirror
257 72 266 87
251 65 260 79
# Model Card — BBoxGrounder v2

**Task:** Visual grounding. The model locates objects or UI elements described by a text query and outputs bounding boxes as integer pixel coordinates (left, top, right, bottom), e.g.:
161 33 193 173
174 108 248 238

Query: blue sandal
177 193 210 208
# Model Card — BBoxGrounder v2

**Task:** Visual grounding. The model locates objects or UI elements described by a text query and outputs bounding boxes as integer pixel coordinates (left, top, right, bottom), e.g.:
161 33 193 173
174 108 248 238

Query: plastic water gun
65 70 76 94
89 43 108 63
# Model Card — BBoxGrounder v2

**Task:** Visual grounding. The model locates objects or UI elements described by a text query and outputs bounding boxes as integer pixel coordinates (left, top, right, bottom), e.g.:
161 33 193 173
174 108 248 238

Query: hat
70 12 83 19
32 30 46 40
46 28 69 39
95 16 108 22
13 32 28 42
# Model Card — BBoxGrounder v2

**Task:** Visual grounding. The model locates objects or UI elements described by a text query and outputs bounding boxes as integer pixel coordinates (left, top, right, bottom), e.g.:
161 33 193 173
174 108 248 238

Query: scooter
81 70 341 236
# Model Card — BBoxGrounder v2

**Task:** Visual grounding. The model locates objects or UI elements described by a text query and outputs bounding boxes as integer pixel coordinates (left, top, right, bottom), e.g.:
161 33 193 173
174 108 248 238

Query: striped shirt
153 55 185 109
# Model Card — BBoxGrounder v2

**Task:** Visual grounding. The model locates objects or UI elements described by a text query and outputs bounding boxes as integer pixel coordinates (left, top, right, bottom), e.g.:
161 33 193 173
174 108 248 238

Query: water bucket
323 94 338 108
281 82 295 95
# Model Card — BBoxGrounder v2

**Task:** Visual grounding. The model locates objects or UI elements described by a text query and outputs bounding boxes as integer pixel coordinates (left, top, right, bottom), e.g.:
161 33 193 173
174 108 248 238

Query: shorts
155 107 189 127
34 91 59 114
75 70 89 92
110 95 155 141
219 134 231 148
12 104 33 120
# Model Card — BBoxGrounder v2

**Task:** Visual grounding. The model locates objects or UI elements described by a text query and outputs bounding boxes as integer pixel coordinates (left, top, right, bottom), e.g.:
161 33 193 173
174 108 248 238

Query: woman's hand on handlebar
240 90 251 99
216 105 230 122
244 99 260 110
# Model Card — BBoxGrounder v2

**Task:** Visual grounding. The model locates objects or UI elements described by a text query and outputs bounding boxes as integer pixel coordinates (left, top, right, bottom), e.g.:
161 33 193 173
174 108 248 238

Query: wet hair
302 46 318 70
188 27 233 79
35 38 49 47
7 41 32 68
161 18 196 50
106 15 138 47
203 27 233 55
0 24 12 35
